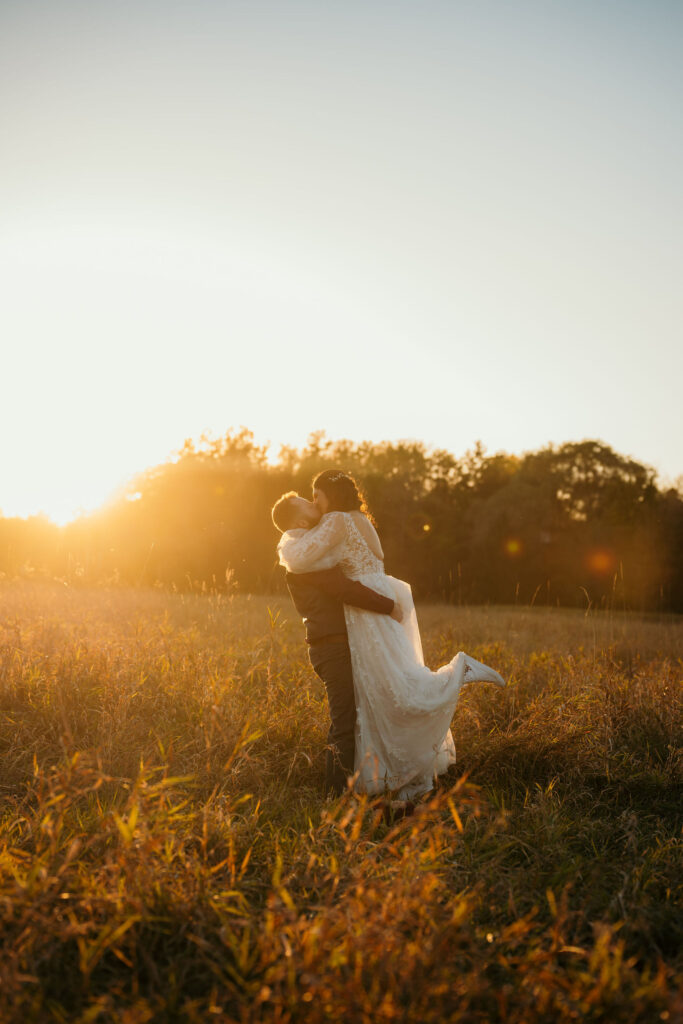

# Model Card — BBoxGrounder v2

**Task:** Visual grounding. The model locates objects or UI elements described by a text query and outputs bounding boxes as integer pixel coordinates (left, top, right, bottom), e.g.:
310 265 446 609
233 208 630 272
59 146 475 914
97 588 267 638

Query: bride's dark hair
313 469 374 522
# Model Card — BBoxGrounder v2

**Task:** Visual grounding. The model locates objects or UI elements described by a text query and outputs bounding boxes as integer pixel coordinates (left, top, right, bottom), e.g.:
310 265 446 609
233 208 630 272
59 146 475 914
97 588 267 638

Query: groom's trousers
308 638 356 795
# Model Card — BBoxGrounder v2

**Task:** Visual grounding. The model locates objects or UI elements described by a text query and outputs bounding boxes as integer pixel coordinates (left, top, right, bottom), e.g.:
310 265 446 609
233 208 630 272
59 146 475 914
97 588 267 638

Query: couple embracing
271 470 505 802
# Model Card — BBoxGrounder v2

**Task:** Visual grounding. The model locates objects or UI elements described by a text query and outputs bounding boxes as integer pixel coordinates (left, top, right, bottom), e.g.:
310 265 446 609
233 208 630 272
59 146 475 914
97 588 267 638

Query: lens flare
504 538 522 557
587 549 616 574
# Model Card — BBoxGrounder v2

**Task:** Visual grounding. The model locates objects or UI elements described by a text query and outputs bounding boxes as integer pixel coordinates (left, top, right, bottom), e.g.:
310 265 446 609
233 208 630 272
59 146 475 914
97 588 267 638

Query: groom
271 491 402 795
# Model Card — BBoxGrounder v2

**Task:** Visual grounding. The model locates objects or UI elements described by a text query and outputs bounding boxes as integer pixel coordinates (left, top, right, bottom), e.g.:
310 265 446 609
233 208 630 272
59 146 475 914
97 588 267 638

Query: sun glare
2 214 408 527
1 461 128 526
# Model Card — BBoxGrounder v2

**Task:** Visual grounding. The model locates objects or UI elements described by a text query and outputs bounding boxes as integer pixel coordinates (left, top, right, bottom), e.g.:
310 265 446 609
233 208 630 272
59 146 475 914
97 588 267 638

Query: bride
278 470 505 800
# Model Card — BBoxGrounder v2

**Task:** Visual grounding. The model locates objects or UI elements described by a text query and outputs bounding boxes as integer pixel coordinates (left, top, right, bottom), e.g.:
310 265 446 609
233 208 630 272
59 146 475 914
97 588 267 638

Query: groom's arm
286 566 395 615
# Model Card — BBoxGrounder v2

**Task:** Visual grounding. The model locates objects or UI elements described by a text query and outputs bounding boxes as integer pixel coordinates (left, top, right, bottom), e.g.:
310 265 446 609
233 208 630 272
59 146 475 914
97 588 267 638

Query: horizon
1 426 679 528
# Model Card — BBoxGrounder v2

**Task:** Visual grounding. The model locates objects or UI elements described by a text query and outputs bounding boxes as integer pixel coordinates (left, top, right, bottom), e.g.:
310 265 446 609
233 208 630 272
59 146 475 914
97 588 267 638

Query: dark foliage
2 429 682 610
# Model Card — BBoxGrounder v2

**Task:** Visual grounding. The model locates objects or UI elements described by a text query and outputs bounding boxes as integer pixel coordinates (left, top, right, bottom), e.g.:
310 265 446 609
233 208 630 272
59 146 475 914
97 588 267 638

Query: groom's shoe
382 800 416 825
463 654 505 687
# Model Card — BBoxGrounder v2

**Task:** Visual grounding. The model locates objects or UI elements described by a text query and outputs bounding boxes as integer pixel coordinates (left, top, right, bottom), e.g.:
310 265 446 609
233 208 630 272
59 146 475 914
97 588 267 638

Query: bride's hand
390 602 404 623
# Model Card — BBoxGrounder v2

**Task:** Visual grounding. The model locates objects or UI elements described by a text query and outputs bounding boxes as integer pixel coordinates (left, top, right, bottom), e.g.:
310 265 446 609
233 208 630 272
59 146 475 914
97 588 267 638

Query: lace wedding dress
278 510 505 800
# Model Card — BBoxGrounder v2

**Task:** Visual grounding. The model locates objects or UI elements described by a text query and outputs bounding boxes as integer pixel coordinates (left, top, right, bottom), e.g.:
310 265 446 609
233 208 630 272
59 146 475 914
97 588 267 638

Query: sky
2 0 682 523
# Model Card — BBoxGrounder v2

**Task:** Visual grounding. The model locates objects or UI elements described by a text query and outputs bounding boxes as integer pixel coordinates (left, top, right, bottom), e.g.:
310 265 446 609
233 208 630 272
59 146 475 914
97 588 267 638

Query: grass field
0 581 681 1022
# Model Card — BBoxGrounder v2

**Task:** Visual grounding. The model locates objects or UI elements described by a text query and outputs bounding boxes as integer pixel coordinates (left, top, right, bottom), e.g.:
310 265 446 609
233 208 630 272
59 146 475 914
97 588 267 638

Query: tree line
2 429 682 611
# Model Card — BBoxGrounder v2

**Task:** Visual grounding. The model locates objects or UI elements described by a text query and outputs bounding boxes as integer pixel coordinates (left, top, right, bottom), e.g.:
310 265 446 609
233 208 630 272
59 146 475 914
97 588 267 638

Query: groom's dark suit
285 566 395 794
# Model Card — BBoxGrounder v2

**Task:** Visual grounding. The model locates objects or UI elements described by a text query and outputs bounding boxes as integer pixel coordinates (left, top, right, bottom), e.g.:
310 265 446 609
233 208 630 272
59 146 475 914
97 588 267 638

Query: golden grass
0 581 681 1022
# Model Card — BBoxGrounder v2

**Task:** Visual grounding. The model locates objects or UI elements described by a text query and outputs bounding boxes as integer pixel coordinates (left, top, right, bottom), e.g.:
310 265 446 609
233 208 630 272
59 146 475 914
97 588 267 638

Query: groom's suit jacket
285 566 394 645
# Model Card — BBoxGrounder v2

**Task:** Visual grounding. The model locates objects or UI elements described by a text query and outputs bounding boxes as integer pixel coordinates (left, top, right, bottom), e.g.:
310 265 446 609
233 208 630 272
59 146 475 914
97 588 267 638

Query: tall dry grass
0 581 681 1022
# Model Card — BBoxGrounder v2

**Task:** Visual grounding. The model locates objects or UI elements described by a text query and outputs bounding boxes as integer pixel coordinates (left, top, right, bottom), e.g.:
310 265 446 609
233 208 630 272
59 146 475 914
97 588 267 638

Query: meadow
0 581 680 1022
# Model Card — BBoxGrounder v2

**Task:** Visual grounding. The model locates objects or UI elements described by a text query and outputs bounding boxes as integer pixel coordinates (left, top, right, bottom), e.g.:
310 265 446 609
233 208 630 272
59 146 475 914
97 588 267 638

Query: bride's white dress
278 510 504 800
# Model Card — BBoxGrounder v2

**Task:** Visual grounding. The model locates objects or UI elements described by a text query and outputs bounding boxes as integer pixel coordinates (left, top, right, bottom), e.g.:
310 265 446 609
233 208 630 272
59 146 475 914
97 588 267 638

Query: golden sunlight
1 450 132 525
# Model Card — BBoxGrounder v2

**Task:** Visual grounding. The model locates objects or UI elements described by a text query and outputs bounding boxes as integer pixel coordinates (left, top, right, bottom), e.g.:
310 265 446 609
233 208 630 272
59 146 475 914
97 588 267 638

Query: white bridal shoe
462 653 505 687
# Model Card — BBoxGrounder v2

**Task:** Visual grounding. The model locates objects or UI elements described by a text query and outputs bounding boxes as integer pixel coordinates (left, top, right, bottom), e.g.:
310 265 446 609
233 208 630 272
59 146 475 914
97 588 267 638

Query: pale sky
2 0 681 523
